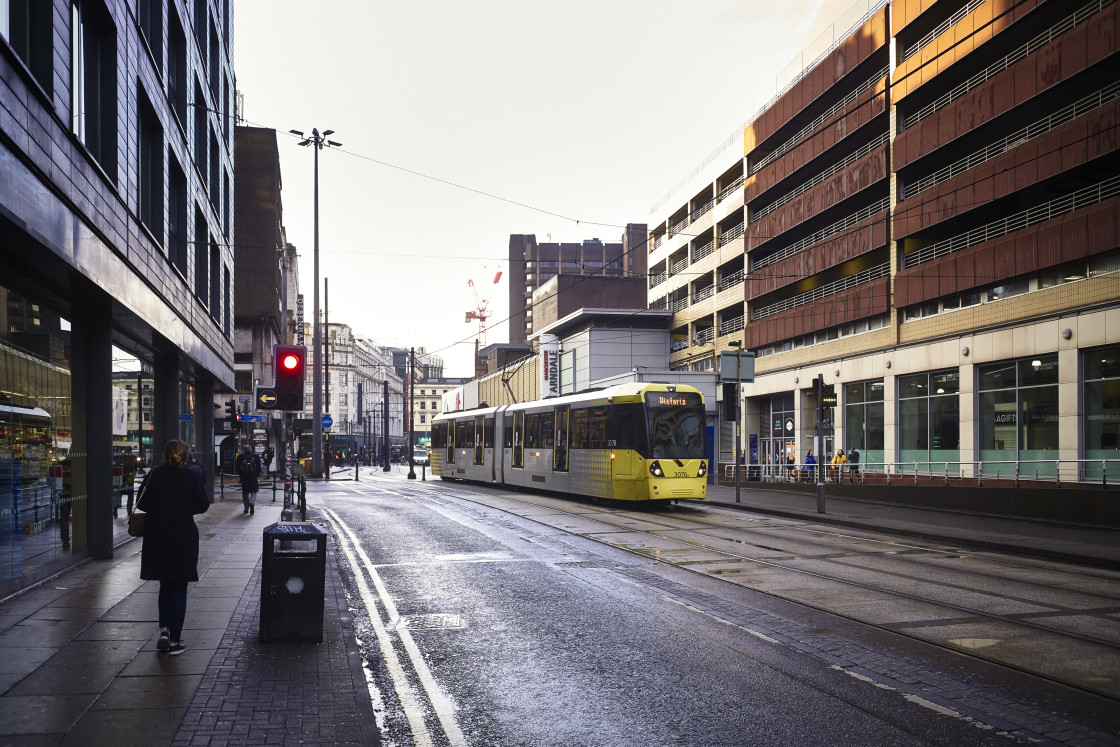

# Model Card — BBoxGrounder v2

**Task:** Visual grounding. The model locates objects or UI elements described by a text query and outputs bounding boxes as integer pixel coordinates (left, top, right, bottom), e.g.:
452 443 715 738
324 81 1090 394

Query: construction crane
465 269 502 348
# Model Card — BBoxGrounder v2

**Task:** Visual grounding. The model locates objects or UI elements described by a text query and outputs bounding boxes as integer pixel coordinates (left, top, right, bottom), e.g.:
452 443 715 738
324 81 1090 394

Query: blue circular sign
321 415 333 429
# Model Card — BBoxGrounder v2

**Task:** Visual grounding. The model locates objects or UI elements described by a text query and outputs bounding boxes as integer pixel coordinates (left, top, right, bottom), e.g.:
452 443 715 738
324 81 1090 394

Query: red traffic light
281 353 300 370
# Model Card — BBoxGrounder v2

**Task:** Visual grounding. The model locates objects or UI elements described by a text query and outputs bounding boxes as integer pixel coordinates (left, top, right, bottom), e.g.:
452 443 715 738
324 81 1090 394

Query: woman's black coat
235 453 260 492
137 462 211 582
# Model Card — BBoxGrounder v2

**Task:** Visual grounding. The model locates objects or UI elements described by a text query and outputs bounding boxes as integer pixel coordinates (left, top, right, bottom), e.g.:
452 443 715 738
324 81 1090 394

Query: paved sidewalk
0 494 377 747
704 481 1120 569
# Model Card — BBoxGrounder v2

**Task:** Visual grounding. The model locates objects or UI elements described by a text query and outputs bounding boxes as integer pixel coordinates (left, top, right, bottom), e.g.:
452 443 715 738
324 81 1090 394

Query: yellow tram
431 382 708 503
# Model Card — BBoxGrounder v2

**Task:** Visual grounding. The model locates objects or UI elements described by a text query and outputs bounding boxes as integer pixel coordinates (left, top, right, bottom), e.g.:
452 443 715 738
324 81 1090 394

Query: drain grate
981 536 1025 542
393 613 462 631
554 561 603 569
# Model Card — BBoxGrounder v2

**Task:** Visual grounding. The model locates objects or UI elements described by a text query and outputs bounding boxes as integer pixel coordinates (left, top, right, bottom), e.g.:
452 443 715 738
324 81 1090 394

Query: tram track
412 480 1120 703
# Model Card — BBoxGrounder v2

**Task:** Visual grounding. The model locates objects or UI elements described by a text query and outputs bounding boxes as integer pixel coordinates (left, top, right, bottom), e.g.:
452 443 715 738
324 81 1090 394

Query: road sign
240 414 265 422
321 415 333 429
179 413 194 421
256 387 278 410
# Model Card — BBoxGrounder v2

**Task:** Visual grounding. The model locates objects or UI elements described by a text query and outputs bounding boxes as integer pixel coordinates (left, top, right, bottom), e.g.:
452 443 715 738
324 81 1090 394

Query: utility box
260 522 327 643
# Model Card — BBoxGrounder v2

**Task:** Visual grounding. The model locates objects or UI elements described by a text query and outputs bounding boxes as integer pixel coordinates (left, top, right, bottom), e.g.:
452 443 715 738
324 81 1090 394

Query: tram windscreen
644 392 706 459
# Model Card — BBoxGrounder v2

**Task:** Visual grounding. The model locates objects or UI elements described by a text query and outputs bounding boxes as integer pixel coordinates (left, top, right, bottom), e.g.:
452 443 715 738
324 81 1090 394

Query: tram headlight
649 460 664 477
697 461 707 477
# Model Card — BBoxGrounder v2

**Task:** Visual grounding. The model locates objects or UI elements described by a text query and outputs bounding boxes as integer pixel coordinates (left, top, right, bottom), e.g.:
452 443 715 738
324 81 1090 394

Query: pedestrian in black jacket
235 446 261 515
138 439 211 656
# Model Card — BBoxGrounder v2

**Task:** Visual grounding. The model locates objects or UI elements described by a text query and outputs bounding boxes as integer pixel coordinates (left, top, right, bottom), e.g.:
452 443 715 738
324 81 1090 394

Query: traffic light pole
407 347 417 480
816 373 826 514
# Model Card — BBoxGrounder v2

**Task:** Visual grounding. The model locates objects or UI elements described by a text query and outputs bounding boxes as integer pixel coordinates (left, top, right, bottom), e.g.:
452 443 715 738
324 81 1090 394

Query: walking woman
137 440 211 655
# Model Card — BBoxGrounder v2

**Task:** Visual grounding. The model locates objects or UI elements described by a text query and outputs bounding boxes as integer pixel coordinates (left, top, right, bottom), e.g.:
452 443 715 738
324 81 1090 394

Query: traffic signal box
225 399 240 431
273 345 307 411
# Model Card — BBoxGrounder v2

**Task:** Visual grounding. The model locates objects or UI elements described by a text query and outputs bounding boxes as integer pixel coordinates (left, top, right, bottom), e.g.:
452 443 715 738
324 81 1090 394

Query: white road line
319 508 434 747
322 506 468 747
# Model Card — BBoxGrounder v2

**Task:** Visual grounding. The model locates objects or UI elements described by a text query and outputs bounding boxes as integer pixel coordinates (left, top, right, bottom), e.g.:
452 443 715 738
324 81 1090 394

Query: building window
843 380 884 468
420 415 426 424
430 401 438 410
208 15 218 95
223 264 231 337
169 153 188 274
138 90 164 243
209 239 220 319
168 8 187 124
419 401 426 410
1084 345 1120 481
978 355 1059 477
209 128 219 199
897 371 959 473
193 78 207 184
419 389 425 396
339 394 347 406
2 0 53 93
71 0 118 179
234 370 252 391
138 0 161 68
194 207 208 304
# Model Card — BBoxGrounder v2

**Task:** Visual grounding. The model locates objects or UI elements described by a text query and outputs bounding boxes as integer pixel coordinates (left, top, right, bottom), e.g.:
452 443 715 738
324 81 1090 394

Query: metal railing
653 234 665 250
670 338 689 352
671 217 689 235
751 131 890 222
752 196 889 270
750 458 1120 486
671 257 690 275
695 327 715 344
752 262 889 320
905 175 1120 268
719 314 745 336
752 65 890 175
693 239 715 262
693 285 716 303
900 0 987 62
903 82 1120 200
719 268 745 292
649 272 667 288
903 0 1114 130
719 222 745 244
649 296 668 310
718 174 745 202
670 296 689 312
692 199 715 220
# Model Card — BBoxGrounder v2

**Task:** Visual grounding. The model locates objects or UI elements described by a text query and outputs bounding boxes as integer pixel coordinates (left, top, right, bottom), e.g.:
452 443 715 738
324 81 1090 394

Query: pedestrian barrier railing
741 458 1120 486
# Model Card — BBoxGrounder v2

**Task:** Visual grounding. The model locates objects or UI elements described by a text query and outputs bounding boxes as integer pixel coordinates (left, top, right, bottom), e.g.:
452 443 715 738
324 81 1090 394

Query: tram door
553 405 569 471
512 411 524 468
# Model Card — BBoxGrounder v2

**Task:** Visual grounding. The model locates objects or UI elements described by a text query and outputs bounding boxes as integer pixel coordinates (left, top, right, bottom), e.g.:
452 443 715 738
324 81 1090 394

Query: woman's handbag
128 476 149 538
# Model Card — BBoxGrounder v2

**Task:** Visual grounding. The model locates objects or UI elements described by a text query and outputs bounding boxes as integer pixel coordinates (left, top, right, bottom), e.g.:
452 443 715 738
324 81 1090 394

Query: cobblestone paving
172 540 378 747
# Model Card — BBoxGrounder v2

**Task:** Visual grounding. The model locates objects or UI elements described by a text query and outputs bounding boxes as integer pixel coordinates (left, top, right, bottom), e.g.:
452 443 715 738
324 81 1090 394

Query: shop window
138 89 164 243
897 371 959 473
2 0 53 94
1084 345 1120 481
843 381 884 470
71 0 118 179
978 355 1058 477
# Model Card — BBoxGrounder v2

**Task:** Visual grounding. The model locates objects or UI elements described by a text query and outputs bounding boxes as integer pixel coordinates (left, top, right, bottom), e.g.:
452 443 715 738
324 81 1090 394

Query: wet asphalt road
310 468 1120 747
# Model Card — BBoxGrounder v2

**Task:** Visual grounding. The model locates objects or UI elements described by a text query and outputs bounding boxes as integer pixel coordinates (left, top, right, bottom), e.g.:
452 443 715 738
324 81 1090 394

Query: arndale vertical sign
541 334 560 399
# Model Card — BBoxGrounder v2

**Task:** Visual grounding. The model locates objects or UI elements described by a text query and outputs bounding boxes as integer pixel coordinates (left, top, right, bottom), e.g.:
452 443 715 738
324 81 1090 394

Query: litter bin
260 521 327 643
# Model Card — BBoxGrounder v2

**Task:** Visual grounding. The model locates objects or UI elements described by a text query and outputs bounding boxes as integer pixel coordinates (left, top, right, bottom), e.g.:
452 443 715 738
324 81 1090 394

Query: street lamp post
290 128 341 479
729 340 742 503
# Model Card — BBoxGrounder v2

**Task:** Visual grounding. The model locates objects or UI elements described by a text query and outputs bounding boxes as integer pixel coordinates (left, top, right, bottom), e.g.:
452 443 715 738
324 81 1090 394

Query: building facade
508 225 648 345
0 0 236 592
650 0 1120 484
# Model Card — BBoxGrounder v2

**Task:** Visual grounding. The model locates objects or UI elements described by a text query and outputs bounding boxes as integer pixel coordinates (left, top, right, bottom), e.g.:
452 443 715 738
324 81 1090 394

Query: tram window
571 409 589 449
525 413 540 448
614 403 648 454
504 421 513 448
539 412 553 448
484 419 494 448
554 405 569 471
456 422 473 448
433 424 446 448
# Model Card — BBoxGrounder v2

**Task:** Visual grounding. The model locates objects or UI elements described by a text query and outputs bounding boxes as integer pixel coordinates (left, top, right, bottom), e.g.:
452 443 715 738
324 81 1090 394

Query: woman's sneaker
168 643 186 656
157 632 170 651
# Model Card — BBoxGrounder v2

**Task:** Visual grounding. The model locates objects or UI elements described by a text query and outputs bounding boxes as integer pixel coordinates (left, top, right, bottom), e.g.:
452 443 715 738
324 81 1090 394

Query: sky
234 0 865 377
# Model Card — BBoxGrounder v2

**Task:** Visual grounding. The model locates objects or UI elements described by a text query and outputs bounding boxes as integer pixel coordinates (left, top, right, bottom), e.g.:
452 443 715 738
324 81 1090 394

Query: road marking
829 665 896 690
319 508 433 747
322 507 468 747
661 595 781 644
